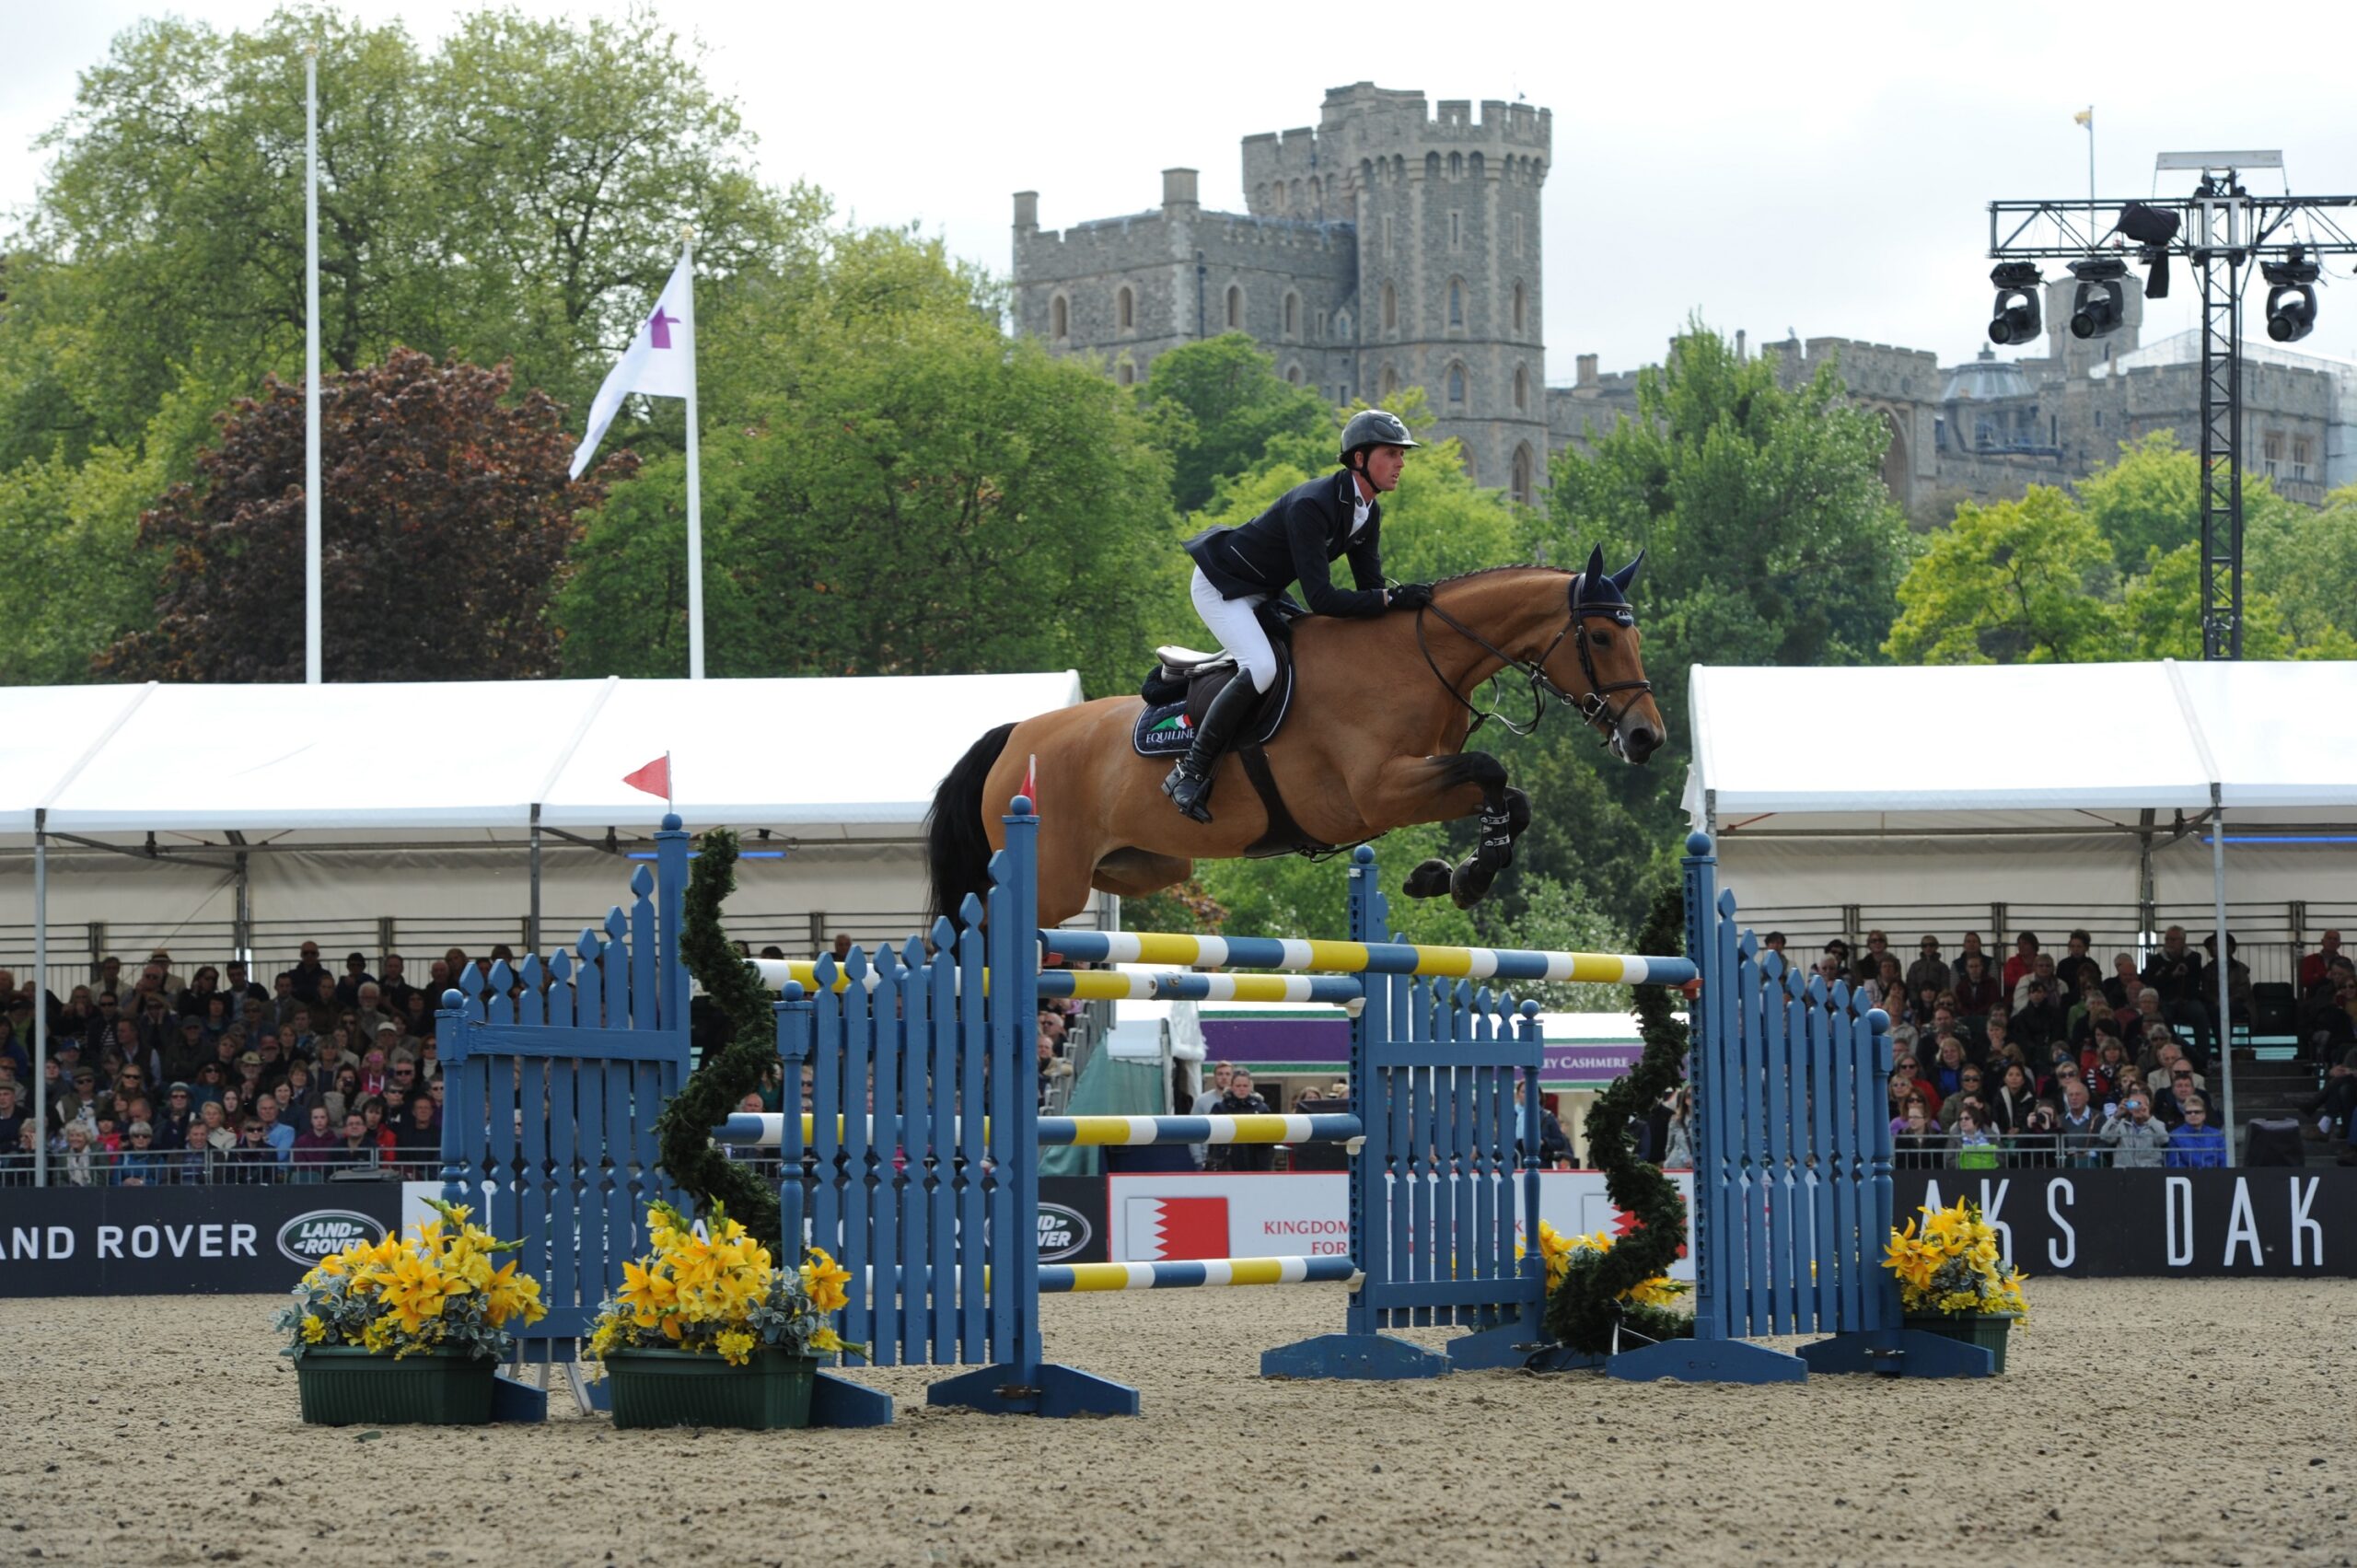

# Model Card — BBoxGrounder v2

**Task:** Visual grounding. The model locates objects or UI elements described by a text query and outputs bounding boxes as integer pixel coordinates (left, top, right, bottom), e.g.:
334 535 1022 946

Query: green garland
1541 882 1697 1354
653 829 784 1251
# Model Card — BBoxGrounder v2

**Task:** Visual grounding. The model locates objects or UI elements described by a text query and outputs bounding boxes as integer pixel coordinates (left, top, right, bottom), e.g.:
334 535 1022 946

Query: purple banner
1200 1018 1350 1064
1198 1019 1645 1085
1543 1043 1643 1083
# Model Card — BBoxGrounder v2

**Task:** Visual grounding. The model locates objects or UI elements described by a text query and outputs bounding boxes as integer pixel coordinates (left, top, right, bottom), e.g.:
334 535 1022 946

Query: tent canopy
1681 658 2357 919
1 672 1085 838
1686 659 2357 832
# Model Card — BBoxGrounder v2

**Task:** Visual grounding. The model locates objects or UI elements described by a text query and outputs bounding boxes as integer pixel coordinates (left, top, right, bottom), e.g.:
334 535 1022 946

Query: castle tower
1247 85 1552 501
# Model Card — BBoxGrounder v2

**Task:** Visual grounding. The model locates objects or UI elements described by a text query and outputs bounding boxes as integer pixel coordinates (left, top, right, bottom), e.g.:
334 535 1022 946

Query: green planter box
603 1348 818 1431
1904 1312 2017 1374
294 1347 497 1425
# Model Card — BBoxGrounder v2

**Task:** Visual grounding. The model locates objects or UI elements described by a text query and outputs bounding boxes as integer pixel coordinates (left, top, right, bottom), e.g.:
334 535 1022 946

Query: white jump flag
569 243 707 678
570 249 696 480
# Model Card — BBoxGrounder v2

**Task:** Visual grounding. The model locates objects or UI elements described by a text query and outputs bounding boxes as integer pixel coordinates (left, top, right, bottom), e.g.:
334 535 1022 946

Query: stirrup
1162 761 1215 823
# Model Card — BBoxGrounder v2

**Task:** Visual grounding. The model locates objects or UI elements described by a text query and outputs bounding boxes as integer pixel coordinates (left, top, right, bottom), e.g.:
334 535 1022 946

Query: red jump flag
622 752 672 804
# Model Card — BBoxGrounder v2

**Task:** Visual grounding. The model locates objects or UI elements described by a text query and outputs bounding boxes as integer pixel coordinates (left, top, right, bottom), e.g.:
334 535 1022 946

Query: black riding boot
1162 677 1260 823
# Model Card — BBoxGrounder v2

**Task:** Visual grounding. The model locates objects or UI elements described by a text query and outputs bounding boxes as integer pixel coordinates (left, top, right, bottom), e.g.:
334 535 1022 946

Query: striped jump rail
713 1111 1358 1149
1042 1256 1363 1293
1042 929 1697 988
751 956 1361 1005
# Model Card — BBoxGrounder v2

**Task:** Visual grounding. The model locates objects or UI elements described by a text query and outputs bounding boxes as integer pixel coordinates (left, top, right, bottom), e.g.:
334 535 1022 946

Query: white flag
569 250 696 480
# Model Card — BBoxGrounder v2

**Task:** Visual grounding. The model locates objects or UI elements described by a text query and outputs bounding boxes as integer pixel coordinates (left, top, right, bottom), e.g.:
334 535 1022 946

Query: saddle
1131 603 1329 858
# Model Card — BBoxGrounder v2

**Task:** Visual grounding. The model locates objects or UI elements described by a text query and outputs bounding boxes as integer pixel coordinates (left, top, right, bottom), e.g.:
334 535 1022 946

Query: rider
1162 409 1433 822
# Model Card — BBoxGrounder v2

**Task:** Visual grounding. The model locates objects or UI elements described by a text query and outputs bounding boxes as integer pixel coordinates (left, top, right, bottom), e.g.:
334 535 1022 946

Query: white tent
3 671 1092 982
1684 656 2357 1150
1683 659 2357 911
6 671 1097 1187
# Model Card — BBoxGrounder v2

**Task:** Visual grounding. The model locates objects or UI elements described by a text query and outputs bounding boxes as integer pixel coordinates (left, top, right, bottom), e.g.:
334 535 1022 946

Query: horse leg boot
1162 676 1260 823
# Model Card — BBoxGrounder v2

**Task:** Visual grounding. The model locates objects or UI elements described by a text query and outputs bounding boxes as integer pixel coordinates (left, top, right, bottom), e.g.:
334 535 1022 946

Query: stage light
2119 202 2180 301
2068 257 2127 340
1987 261 2042 344
2262 247 2320 343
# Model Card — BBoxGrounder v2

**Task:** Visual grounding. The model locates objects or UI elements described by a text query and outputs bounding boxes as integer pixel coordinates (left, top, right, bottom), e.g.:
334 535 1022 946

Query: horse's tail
925 721 1016 929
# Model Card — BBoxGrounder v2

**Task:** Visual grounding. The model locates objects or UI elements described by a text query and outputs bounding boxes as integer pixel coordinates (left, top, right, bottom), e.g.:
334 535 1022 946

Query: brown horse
926 549 1666 926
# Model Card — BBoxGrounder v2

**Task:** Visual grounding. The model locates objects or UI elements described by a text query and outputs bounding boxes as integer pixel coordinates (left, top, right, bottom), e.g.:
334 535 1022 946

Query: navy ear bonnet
1570 544 1644 625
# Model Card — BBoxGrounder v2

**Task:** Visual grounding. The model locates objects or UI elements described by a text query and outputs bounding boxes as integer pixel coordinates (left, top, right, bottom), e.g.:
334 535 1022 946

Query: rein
1411 577 1653 744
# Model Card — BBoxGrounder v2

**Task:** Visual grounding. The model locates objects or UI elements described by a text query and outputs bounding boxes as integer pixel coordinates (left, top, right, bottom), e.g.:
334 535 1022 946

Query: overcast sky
6 0 2355 382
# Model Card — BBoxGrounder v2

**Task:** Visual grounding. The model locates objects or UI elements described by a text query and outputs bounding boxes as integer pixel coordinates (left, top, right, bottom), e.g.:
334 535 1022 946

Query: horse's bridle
1412 575 1654 744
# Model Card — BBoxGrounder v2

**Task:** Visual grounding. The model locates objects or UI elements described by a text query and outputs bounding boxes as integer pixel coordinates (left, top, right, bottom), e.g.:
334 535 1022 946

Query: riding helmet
1338 409 1421 466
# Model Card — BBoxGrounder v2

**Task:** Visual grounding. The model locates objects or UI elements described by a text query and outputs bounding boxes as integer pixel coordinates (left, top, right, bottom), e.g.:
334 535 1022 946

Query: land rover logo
1037 1202 1090 1261
278 1210 387 1267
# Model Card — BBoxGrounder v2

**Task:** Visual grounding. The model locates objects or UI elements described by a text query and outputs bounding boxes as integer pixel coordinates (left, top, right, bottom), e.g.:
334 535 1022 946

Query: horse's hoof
1402 858 1454 899
1450 857 1496 909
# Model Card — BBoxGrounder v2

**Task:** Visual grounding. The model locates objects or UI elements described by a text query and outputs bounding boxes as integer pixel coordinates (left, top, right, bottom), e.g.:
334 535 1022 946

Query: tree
1535 323 1912 925
3 5 815 470
1885 486 2124 664
2119 543 2300 661
1 4 818 683
2076 429 2314 579
2245 482 2357 658
555 229 1174 694
1138 333 1333 513
99 349 626 682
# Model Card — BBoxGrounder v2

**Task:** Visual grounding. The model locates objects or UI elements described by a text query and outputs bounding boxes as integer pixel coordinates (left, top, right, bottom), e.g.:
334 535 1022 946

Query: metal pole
304 42 322 685
2210 795 2237 1165
2084 110 2096 231
528 804 543 954
680 233 703 680
34 809 49 1188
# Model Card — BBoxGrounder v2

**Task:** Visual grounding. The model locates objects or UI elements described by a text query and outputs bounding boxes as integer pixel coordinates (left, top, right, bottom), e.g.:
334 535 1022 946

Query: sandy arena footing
4 1278 2351 1567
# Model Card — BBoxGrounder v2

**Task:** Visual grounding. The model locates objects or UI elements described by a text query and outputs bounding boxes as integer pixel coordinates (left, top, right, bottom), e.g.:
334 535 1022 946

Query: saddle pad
1131 700 1194 757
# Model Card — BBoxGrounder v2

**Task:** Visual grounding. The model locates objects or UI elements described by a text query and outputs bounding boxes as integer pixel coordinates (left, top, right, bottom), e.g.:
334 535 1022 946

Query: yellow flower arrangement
1884 1199 2029 1321
586 1201 865 1368
273 1199 547 1361
1530 1220 1690 1311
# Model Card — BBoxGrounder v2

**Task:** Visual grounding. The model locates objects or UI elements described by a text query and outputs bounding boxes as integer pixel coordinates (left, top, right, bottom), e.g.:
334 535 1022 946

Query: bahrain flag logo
1126 1196 1229 1260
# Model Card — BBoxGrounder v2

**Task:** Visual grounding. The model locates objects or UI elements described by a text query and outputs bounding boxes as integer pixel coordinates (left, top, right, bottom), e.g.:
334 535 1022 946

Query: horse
926 547 1665 927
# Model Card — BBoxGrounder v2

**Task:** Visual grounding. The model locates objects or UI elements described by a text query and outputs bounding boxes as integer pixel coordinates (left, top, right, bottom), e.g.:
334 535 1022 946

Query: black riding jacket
1182 470 1387 617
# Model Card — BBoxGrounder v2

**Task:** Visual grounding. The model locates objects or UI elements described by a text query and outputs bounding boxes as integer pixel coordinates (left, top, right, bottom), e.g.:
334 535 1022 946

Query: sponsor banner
1201 1017 1350 1068
1542 1043 1644 1084
1038 1176 1109 1266
1200 1019 1646 1087
409 1179 1114 1272
0 1183 402 1296
1107 1170 1696 1280
1896 1168 2357 1277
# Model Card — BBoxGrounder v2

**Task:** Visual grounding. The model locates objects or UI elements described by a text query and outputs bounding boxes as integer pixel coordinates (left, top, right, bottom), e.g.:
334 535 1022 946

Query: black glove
1389 582 1433 610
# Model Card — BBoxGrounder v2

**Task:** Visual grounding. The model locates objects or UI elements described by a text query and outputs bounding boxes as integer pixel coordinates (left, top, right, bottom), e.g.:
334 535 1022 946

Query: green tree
2118 543 2304 661
554 229 1174 694
1137 333 1334 513
99 349 625 682
1 4 819 681
1532 323 1912 925
2076 429 2312 579
2247 482 2357 657
4 4 814 467
1885 486 2124 664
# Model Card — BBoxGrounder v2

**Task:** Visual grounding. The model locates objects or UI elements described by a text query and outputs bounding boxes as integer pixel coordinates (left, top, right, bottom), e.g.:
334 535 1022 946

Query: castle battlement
1014 84 1555 504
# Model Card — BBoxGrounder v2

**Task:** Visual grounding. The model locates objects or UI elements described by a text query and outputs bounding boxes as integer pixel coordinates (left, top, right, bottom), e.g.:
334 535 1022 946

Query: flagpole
304 41 322 685
2083 106 2096 233
680 231 703 680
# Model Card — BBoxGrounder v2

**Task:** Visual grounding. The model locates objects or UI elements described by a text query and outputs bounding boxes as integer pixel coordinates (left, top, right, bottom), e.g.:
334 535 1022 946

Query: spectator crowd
1774 921 2357 1169
0 943 493 1186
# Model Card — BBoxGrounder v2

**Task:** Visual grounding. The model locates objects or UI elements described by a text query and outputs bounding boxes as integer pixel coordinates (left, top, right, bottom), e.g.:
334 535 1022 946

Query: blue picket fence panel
437 821 692 1360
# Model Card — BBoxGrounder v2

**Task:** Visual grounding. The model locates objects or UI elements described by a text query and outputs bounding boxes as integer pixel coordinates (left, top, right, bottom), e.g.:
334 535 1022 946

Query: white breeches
1190 567 1278 692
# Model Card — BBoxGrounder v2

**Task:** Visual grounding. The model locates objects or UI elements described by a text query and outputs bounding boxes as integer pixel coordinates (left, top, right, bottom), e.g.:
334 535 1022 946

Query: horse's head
1548 545 1665 764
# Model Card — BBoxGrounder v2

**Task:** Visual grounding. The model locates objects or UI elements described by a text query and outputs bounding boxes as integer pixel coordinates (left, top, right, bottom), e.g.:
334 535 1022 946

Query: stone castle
1013 84 2352 515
